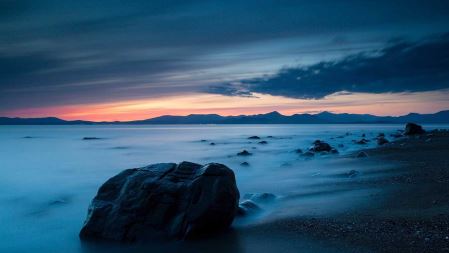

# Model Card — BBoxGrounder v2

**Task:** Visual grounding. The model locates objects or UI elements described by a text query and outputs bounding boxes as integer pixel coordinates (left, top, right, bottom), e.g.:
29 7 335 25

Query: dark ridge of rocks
404 123 425 135
79 162 240 242
237 150 252 156
248 136 261 140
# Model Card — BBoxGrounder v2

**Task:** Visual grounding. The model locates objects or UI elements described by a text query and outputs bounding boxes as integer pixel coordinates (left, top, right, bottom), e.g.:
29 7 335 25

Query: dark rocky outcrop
309 140 333 152
404 123 425 135
248 136 261 140
79 162 240 242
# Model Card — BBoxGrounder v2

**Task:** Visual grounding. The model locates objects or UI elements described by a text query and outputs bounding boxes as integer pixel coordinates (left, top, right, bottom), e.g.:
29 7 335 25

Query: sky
1 0 449 121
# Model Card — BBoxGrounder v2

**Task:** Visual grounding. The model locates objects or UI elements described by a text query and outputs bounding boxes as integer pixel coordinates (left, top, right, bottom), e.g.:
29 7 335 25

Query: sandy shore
240 130 449 252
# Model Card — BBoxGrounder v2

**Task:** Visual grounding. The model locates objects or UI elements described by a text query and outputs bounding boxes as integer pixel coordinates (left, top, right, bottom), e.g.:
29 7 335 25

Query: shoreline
241 130 449 252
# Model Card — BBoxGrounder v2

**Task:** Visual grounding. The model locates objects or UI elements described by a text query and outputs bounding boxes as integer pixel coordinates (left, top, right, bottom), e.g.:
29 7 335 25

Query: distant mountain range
1 110 449 125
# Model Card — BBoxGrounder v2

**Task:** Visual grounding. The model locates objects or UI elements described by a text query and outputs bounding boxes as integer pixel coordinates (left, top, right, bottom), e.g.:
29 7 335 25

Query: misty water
1 124 447 253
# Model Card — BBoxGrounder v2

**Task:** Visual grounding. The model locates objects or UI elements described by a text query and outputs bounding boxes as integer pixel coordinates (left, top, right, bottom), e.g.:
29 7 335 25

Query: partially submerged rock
82 137 102 140
355 138 369 145
237 150 252 156
294 148 303 154
302 151 315 157
347 170 360 178
356 151 368 158
248 136 261 140
79 162 240 242
377 136 390 145
309 140 333 152
404 123 425 135
258 141 268 145
240 162 250 167
237 200 261 216
243 193 276 203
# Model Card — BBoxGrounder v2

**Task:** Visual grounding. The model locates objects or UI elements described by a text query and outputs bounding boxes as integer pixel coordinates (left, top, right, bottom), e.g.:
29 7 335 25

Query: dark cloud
1 0 449 111
209 34 449 99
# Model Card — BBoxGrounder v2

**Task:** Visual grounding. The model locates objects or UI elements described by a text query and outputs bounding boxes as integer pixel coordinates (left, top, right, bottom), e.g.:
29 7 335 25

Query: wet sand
244 130 449 252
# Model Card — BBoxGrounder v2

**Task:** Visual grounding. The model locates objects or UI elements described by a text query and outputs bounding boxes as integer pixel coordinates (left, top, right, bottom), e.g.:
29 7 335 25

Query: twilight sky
1 0 449 121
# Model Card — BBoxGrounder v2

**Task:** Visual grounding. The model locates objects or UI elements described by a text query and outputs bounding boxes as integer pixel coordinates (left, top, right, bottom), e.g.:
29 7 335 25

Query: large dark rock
404 123 425 135
309 140 332 152
79 162 240 242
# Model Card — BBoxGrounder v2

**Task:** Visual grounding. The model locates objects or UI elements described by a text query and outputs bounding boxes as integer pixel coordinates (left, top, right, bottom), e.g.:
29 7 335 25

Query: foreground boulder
404 123 425 135
79 162 240 242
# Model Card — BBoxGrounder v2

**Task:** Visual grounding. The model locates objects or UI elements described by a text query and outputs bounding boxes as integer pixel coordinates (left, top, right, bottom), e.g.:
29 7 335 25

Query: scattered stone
244 193 276 203
267 136 274 138
362 133 366 137
330 148 339 154
347 170 360 178
404 123 425 135
248 136 261 140
79 162 240 241
240 162 250 167
82 137 102 140
200 139 207 142
302 151 315 157
295 148 303 154
237 200 261 216
210 142 216 145
357 151 368 158
391 132 403 138
377 136 390 145
309 140 333 152
258 141 268 145
355 138 369 145
237 150 252 156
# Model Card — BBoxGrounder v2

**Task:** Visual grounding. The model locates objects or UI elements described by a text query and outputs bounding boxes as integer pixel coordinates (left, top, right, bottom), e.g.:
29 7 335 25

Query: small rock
330 148 339 154
237 150 252 156
347 170 360 178
309 140 333 152
82 137 102 140
377 136 390 145
248 136 261 140
210 142 216 145
240 162 250 166
258 141 268 145
302 151 315 157
267 136 274 138
355 138 369 145
237 200 261 216
338 144 344 148
295 148 303 154
200 139 207 142
23 136 33 139
357 151 368 158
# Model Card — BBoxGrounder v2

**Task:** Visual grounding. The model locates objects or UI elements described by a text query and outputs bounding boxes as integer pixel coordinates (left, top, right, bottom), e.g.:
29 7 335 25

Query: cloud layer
209 34 449 99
